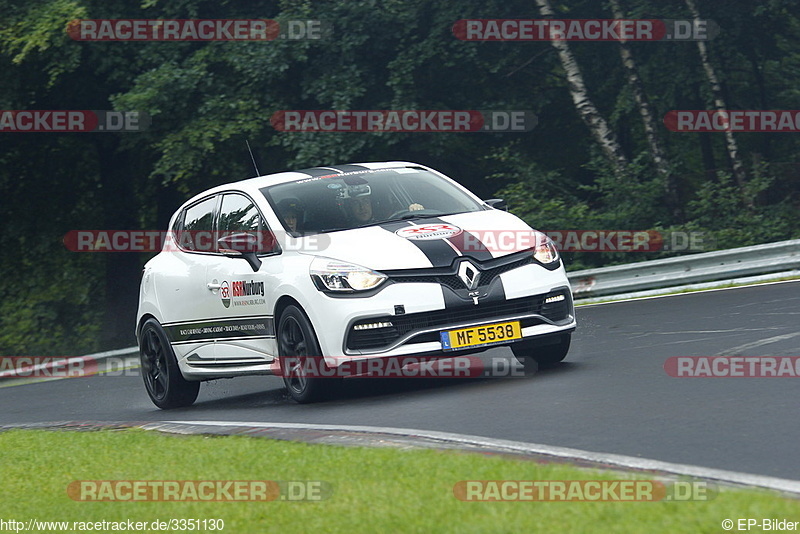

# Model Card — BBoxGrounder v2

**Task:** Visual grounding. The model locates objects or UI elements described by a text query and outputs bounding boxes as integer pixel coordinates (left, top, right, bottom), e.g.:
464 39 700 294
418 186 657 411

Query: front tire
278 305 338 403
138 318 200 409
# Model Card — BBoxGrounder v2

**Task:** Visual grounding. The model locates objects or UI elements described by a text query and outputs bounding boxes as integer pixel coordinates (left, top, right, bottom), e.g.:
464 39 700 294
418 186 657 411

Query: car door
156 195 221 365
206 192 281 365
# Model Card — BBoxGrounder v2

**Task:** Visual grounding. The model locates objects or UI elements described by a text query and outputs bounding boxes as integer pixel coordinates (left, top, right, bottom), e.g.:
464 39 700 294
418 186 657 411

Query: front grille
347 289 571 351
387 255 534 291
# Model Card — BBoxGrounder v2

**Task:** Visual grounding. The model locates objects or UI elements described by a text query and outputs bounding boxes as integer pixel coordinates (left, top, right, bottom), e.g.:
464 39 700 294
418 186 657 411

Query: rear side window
180 196 217 252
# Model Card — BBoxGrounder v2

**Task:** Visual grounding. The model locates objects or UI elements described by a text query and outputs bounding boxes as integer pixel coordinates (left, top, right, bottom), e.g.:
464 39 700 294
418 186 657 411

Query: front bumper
305 258 576 365
346 288 573 354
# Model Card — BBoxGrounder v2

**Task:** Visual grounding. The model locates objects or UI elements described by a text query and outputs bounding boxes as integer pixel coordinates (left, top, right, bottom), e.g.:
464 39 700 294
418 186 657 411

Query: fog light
353 321 394 331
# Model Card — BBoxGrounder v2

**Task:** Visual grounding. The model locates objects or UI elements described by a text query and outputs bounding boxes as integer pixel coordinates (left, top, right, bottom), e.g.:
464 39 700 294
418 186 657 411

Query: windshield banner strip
293 164 370 177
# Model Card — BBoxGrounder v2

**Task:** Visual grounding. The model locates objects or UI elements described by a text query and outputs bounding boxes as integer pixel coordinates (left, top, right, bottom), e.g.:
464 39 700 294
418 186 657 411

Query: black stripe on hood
446 229 496 263
382 216 501 266
378 218 461 269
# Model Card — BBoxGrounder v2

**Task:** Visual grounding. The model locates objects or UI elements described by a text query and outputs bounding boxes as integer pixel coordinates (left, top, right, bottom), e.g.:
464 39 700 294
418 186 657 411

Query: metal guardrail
567 239 800 298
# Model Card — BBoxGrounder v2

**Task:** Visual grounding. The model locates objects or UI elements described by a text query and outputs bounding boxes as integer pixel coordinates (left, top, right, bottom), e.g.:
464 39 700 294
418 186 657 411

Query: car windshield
261 167 485 235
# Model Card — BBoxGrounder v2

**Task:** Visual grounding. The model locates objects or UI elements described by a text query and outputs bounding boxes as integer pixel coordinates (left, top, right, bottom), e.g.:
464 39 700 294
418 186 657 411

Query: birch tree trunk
534 0 628 174
685 0 749 196
608 0 682 218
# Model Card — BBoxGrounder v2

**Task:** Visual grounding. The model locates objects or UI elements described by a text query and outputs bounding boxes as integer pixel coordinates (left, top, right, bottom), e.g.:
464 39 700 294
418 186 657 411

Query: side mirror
217 232 269 272
484 198 507 211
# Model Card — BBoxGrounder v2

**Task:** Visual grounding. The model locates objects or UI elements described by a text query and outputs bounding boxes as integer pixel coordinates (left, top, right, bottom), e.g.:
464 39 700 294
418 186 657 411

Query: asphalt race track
2 281 799 479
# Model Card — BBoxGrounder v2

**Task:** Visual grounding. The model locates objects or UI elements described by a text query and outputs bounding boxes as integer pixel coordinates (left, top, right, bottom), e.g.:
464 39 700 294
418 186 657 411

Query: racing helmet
277 197 303 215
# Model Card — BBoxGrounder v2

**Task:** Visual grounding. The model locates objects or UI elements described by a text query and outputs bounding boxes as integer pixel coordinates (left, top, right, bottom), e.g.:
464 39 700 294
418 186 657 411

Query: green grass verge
0 429 798 533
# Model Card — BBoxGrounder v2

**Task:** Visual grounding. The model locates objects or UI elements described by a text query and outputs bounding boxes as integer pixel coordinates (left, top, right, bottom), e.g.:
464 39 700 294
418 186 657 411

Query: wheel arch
273 295 325 355
136 313 158 343
274 295 305 325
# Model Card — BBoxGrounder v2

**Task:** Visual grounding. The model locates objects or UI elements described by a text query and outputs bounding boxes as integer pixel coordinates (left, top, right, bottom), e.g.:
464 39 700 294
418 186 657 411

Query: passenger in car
277 198 303 232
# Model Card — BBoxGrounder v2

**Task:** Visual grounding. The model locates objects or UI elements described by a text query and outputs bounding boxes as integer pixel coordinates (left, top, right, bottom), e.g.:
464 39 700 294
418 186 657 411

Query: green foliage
677 168 800 249
498 155 799 270
489 145 592 230
495 151 674 269
0 255 103 356
0 0 86 85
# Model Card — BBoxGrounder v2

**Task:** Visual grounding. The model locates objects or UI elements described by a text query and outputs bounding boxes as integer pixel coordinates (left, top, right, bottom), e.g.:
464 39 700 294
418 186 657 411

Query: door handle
207 283 222 291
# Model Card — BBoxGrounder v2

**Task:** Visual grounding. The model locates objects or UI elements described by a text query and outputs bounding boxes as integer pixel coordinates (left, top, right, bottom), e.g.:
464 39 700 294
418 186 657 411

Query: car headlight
533 232 560 264
310 257 388 292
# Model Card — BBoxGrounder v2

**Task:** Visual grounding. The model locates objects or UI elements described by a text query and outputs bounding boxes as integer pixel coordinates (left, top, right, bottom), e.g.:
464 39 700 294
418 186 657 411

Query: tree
684 0 748 197
608 0 681 218
534 0 628 173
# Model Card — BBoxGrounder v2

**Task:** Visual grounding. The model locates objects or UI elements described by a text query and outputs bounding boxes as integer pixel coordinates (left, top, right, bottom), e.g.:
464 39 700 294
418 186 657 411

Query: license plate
440 321 522 351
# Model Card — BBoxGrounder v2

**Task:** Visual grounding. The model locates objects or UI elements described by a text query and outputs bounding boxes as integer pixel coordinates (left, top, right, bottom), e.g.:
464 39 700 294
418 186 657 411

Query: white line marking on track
715 332 800 356
151 420 800 494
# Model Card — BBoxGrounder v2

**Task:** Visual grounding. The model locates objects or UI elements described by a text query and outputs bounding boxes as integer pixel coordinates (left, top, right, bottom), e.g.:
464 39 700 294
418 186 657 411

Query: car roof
182 161 425 207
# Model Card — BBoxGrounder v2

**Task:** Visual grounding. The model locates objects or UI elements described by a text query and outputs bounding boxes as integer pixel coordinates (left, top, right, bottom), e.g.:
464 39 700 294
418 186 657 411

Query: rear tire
138 318 200 409
511 333 571 372
278 305 338 403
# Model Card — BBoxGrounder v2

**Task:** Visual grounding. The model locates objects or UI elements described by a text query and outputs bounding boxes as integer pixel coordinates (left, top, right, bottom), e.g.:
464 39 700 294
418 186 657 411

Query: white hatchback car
136 162 576 408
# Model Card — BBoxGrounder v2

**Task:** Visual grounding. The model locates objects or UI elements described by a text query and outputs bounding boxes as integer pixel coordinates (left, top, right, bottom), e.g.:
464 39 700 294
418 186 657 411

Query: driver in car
343 184 425 224
346 185 374 223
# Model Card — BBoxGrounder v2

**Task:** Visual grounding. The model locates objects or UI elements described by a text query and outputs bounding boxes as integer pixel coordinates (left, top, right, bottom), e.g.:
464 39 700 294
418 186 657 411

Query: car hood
301 210 538 270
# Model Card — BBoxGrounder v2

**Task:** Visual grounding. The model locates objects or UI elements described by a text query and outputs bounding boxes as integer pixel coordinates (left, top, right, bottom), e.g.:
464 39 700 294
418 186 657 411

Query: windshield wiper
319 222 382 232
378 211 467 224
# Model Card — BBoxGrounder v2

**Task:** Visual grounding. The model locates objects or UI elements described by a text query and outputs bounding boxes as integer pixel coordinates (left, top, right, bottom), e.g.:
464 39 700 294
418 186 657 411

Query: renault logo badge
457 261 480 290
